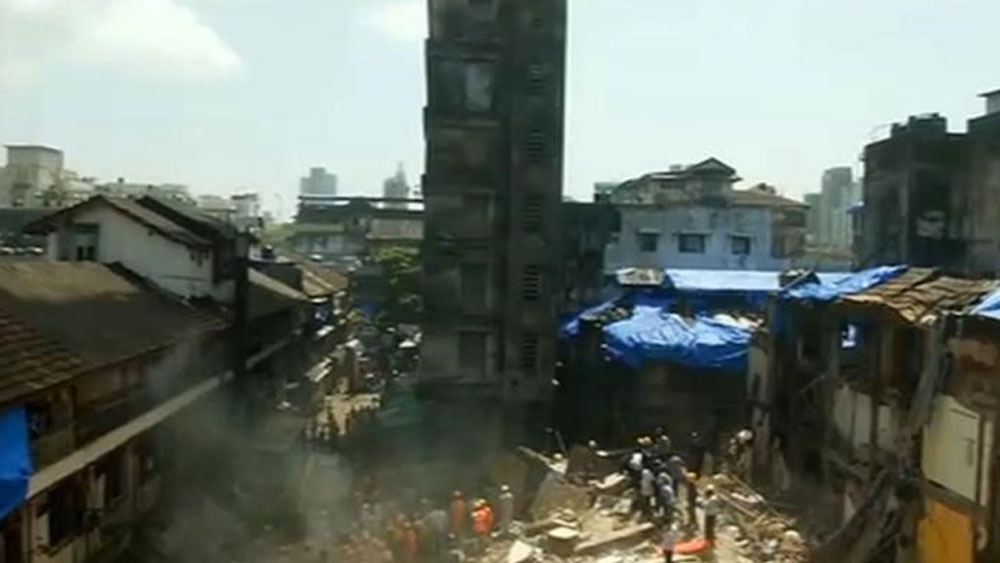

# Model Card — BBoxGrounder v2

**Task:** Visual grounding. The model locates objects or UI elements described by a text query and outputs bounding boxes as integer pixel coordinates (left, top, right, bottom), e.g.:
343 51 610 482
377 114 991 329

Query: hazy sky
1 0 997 219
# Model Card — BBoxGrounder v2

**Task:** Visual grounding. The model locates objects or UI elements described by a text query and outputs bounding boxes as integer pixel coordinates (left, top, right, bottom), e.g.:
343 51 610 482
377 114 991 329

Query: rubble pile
710 474 807 563
477 448 813 563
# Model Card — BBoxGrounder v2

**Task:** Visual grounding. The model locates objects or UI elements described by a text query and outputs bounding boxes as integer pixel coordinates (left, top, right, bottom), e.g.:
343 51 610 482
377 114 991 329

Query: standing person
471 499 493 552
661 522 680 563
401 521 420 563
658 475 676 522
626 443 644 485
685 471 698 529
422 498 448 558
450 491 468 539
666 454 686 497
688 431 706 476
654 427 672 463
497 485 514 537
702 485 723 543
639 466 656 519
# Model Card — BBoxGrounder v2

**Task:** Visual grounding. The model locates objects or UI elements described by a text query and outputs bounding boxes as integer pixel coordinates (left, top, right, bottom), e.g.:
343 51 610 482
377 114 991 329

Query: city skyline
2 0 997 219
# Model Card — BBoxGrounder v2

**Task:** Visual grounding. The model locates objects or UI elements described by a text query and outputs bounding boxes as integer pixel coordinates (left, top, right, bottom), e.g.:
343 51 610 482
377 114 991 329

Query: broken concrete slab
574 522 655 556
528 471 592 521
547 527 581 557
506 540 536 563
593 472 630 495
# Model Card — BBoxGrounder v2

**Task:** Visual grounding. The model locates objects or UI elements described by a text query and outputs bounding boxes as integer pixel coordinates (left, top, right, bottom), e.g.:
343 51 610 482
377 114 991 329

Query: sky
1 0 998 220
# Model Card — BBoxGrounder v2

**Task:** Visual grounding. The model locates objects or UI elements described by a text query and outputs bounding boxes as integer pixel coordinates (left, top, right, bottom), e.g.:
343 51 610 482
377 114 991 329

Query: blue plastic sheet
664 269 784 293
0 407 31 520
972 288 1000 322
559 299 617 340
603 305 750 372
782 265 907 302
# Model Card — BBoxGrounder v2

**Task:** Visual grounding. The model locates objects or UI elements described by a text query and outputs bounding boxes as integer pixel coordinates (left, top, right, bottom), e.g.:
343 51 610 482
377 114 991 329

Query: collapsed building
556 268 847 452
749 265 1000 562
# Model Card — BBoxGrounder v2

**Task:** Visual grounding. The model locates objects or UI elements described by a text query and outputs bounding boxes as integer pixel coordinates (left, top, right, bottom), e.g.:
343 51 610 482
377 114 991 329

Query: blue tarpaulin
559 299 618 340
971 288 1000 322
0 407 31 520
665 269 783 293
603 302 751 372
782 265 907 302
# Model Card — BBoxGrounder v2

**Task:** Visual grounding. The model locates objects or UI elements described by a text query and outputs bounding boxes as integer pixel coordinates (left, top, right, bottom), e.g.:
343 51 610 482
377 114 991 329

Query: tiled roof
0 262 224 366
249 269 309 319
840 268 997 324
297 260 348 294
0 262 225 404
728 189 807 209
23 196 212 249
0 308 87 404
102 198 212 248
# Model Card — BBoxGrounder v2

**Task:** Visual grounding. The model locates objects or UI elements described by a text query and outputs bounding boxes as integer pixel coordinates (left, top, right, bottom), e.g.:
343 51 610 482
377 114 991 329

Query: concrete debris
507 540 537 563
574 522 655 556
529 471 592 521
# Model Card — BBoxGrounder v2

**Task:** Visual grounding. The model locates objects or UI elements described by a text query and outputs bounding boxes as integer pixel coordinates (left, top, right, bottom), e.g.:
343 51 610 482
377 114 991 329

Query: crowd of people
335 485 516 562
622 427 726 563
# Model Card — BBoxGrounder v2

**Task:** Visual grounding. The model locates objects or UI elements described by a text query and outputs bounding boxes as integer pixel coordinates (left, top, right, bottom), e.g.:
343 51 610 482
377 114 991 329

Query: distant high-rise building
382 163 410 209
420 0 567 417
0 145 66 207
803 166 859 251
300 167 338 196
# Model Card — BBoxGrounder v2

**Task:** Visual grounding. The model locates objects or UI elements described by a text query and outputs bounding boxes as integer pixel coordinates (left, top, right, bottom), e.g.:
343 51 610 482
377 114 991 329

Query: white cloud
364 0 427 42
0 0 244 87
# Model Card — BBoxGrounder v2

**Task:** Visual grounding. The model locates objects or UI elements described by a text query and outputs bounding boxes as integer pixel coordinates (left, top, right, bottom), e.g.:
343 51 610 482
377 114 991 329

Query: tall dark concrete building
859 91 1000 275
420 0 567 416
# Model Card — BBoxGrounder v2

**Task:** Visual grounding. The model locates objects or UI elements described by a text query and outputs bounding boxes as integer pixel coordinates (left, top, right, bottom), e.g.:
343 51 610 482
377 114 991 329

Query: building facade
0 146 66 208
804 166 859 250
860 91 1000 275
420 0 567 410
291 197 422 271
299 167 338 196
382 163 410 209
604 160 807 272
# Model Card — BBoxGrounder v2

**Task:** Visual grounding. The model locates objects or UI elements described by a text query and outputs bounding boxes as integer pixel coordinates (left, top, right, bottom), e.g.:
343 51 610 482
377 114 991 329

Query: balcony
32 425 75 469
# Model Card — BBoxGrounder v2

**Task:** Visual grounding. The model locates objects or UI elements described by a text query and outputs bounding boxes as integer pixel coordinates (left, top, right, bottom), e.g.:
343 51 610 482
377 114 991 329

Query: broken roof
0 262 225 401
23 196 212 249
248 269 309 319
839 268 997 324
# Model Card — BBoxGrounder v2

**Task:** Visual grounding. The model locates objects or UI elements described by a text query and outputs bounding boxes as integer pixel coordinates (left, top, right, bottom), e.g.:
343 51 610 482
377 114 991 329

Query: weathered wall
49 205 214 298
605 205 789 271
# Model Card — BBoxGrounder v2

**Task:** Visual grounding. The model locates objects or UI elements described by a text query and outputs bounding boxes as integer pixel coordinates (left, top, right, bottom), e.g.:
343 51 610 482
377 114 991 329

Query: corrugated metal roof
840 268 997 324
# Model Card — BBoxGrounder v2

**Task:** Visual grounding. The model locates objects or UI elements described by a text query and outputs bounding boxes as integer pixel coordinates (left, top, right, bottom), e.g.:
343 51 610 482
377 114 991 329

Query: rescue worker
626 444 644 485
662 522 680 563
658 476 676 523
689 431 707 475
653 427 672 462
685 471 698 529
401 521 419 563
450 490 468 539
702 485 723 543
639 466 656 518
497 485 514 537
472 499 494 552
666 454 686 497
421 498 448 558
